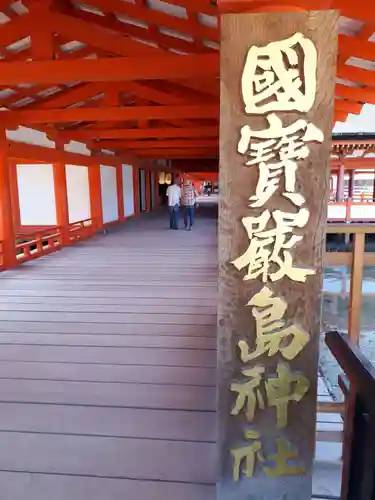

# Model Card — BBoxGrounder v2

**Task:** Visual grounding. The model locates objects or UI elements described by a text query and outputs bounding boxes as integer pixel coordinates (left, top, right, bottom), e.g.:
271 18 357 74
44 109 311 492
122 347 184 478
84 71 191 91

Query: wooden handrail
326 331 375 500
67 218 96 242
0 218 99 271
326 331 375 415
15 227 63 263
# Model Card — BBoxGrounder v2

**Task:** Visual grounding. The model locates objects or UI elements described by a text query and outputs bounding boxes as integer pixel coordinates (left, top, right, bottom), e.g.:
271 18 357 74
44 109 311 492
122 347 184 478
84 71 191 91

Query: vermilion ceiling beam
44 10 157 57
331 157 375 168
58 126 219 141
337 64 375 88
334 110 348 123
81 0 219 42
156 0 217 16
339 35 375 63
331 0 375 25
1 105 219 125
118 81 208 128
68 8 213 56
335 99 363 115
0 14 31 48
121 81 212 106
335 84 375 105
0 54 218 85
134 148 218 158
92 139 218 149
6 140 120 166
30 83 109 110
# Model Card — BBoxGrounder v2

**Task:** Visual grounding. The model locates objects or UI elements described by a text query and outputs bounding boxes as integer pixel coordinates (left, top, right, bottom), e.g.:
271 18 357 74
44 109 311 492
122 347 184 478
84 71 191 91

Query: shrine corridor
0 204 217 500
0 202 341 499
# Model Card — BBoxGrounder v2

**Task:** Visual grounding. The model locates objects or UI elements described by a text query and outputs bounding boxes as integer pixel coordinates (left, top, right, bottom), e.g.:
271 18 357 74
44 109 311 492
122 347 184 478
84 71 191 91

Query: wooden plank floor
0 205 218 500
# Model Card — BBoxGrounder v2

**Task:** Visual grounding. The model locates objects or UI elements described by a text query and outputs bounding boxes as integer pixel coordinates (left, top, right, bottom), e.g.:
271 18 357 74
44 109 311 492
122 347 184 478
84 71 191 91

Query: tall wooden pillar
337 162 345 201
218 10 338 500
116 165 125 222
0 131 16 268
145 170 151 212
9 160 21 233
53 161 70 245
154 171 160 207
88 164 103 231
348 170 354 200
133 166 140 216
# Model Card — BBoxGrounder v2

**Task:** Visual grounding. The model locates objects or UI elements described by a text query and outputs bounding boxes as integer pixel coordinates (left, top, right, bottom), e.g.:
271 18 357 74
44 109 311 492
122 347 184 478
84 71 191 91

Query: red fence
328 201 375 223
0 218 96 270
68 218 96 243
16 227 63 263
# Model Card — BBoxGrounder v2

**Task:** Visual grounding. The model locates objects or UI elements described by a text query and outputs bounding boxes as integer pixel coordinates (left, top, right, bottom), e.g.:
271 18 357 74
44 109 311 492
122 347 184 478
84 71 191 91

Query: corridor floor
0 206 218 499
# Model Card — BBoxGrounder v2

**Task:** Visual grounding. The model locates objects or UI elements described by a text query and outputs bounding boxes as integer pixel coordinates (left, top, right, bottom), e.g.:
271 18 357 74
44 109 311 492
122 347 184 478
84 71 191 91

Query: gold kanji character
231 429 265 481
230 365 265 422
265 362 310 428
241 33 317 114
263 438 304 477
238 286 309 361
230 362 309 426
232 209 315 283
237 114 323 207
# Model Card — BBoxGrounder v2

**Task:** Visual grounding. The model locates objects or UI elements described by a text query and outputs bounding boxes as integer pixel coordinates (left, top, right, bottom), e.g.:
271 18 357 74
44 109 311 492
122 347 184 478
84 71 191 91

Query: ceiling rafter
0 0 374 160
43 10 158 56
0 53 218 85
89 138 218 149
57 126 219 141
76 0 219 42
0 13 31 48
1 104 219 125
65 6 213 54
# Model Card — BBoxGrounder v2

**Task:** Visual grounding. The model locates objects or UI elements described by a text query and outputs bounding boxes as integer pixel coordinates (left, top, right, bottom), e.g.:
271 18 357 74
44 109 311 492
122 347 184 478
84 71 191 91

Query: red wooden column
8 160 21 233
88 163 103 232
337 161 345 201
348 170 354 200
116 164 125 222
133 166 140 216
0 130 16 268
53 144 70 245
154 171 160 207
145 170 151 212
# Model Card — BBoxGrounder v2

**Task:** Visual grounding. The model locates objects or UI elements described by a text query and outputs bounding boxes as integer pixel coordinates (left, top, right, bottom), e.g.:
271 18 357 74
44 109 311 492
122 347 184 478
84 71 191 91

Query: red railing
68 218 96 243
0 218 97 270
15 227 63 263
328 200 375 223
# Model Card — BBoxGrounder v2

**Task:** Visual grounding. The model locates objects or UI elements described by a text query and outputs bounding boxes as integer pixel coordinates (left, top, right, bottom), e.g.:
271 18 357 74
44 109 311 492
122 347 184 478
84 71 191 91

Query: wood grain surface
218 10 339 500
0 206 218 500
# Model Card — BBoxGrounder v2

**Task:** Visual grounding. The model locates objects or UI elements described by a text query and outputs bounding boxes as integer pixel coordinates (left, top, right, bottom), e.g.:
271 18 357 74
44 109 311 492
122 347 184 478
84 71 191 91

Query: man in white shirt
166 178 181 230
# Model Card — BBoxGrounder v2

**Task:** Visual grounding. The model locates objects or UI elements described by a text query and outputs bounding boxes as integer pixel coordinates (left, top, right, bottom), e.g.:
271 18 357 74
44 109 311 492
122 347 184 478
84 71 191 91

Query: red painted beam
0 54 219 85
2 105 219 125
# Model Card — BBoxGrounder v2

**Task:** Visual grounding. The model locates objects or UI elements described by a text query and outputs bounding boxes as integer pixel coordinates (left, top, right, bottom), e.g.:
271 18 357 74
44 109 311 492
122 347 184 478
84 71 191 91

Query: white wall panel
122 164 134 217
66 165 90 223
100 165 118 223
17 164 57 226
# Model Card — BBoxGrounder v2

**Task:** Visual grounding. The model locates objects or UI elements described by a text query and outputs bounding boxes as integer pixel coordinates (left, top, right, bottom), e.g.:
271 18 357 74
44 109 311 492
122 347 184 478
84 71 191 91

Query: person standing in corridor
182 180 197 231
166 177 181 230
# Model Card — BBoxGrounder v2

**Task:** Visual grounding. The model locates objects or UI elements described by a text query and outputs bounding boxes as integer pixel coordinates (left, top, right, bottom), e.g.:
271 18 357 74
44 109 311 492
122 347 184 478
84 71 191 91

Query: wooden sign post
218 10 339 500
